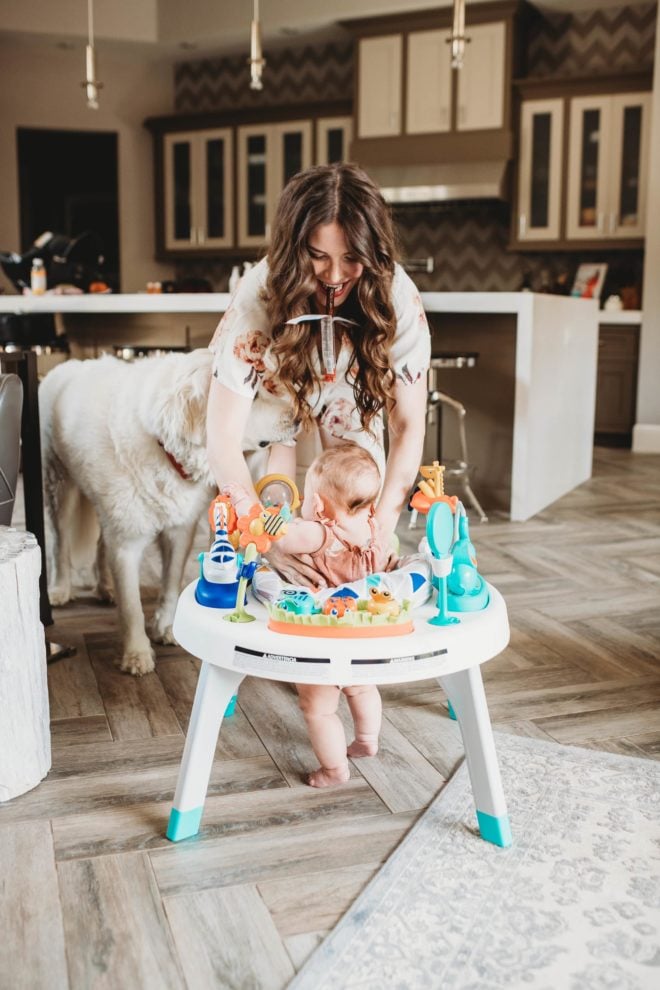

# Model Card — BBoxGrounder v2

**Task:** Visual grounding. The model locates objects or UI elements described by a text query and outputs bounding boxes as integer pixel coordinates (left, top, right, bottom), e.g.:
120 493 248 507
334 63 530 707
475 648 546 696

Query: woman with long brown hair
207 162 430 584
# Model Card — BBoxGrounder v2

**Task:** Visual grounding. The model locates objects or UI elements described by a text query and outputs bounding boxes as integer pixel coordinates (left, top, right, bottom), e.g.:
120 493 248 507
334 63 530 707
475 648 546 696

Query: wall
174 4 654 300
175 40 353 112
634 11 660 452
0 38 174 294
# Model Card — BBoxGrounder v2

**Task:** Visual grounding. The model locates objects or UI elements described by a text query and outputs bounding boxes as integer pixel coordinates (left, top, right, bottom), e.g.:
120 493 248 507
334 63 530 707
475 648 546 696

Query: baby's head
302 444 381 524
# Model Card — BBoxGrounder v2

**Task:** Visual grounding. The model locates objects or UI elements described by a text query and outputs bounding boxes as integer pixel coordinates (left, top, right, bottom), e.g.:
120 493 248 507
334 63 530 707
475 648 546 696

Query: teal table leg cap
447 700 457 721
476 810 512 847
224 694 238 717
166 806 203 842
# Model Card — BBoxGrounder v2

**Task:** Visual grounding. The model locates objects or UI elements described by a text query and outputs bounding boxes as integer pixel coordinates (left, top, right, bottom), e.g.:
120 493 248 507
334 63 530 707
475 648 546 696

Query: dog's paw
49 585 73 607
147 613 176 645
116 646 156 677
93 584 115 605
148 623 176 645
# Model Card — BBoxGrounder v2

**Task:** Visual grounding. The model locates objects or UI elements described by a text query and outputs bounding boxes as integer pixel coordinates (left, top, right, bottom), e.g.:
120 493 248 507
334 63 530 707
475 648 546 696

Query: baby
225 443 396 788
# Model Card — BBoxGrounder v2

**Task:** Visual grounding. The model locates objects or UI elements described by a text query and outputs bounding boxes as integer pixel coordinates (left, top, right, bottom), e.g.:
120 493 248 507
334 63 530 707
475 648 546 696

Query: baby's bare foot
307 765 351 788
347 737 379 758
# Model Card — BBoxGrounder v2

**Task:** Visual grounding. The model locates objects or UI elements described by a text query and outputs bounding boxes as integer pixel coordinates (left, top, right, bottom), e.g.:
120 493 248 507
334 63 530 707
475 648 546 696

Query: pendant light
448 0 469 70
82 0 102 109
248 0 266 91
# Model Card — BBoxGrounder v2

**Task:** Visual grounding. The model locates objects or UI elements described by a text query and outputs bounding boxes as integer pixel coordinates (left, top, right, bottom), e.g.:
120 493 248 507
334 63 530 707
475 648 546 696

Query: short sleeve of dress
207 259 271 399
389 264 431 385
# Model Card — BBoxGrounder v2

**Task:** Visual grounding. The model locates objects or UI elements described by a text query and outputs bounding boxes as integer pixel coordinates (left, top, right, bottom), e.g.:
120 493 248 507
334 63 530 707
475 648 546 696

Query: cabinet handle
519 214 527 239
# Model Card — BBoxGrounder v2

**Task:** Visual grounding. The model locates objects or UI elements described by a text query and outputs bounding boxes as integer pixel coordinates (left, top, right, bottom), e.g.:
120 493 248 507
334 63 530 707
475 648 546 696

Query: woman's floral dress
208 258 431 471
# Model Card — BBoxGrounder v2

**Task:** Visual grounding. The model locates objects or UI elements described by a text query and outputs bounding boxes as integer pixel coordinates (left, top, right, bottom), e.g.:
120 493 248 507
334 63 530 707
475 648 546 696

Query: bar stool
412 353 488 526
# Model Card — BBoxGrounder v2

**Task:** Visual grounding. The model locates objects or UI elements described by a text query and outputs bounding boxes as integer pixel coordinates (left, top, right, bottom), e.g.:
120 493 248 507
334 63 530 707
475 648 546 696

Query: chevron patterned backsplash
174 5 652 301
175 41 353 112
527 2 656 77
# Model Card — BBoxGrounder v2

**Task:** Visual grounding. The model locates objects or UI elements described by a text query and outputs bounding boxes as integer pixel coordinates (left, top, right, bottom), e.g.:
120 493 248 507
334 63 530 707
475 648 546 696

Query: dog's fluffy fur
40 349 215 675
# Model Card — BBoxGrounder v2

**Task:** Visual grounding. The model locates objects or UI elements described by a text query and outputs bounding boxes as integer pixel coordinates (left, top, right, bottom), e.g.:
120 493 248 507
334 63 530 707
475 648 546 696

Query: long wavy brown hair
264 162 398 434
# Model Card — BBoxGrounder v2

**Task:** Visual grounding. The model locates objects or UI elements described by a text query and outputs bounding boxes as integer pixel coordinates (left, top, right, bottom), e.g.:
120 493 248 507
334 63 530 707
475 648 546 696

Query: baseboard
594 432 632 449
632 423 660 453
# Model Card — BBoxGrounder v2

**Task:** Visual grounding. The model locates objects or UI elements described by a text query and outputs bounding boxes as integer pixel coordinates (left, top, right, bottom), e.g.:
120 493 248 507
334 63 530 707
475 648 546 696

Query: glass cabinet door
517 99 564 241
272 121 312 213
164 133 196 250
198 128 234 248
608 93 651 238
566 97 611 239
316 117 352 165
237 126 270 247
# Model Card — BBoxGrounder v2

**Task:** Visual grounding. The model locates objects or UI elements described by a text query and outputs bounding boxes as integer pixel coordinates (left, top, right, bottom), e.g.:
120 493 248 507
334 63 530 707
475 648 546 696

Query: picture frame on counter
571 263 608 300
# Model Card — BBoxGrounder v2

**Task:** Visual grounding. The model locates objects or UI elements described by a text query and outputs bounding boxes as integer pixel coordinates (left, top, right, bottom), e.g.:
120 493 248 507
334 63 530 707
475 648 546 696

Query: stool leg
438 666 511 847
166 662 245 842
461 477 489 524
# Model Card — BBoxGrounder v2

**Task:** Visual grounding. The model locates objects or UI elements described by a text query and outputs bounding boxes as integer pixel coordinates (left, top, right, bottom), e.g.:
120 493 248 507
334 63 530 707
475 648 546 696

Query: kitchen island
0 291 599 521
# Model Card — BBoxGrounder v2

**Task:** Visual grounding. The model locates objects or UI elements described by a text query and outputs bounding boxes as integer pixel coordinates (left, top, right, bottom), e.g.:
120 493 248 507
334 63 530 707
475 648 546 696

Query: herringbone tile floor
2 447 659 988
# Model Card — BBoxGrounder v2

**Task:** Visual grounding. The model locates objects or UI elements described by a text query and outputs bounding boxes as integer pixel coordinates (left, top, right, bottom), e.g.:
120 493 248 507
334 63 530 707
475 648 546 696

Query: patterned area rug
291 734 660 990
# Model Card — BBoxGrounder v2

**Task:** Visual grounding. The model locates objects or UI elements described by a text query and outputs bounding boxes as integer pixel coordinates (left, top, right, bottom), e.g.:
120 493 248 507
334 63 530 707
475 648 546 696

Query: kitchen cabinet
405 30 452 134
594 322 640 444
357 35 403 138
316 116 353 164
512 79 651 249
456 22 506 131
566 92 651 241
517 99 564 242
163 129 233 250
237 120 312 247
357 20 507 139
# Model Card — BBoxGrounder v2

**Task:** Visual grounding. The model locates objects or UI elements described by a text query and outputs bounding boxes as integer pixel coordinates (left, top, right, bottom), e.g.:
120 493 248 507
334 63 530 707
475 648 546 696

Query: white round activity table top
173 581 510 687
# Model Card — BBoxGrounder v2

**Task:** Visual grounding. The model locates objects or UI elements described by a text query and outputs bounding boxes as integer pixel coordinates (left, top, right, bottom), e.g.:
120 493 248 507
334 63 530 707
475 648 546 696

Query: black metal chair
413 353 488 526
0 373 23 526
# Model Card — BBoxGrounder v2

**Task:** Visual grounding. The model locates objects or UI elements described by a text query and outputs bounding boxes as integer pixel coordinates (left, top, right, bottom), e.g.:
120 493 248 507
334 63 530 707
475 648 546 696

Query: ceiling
0 0 649 62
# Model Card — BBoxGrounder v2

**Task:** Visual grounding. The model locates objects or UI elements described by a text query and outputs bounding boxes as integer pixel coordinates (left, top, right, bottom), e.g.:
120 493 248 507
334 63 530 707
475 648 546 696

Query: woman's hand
264 542 327 591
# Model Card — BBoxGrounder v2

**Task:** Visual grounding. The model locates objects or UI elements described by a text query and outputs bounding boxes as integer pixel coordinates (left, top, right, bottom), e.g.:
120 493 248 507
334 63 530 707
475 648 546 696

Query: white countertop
0 290 608 315
597 310 642 324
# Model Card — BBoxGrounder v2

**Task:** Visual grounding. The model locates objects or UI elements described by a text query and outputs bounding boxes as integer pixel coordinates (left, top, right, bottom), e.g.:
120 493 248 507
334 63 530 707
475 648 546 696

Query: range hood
366 161 510 203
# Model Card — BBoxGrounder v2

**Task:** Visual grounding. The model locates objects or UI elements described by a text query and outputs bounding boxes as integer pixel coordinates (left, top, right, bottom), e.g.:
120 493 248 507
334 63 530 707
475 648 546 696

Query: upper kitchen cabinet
566 92 651 241
406 30 452 134
344 1 521 166
163 129 233 251
516 98 564 241
316 117 353 165
456 22 506 131
512 77 652 249
146 103 348 258
358 35 403 137
237 120 312 248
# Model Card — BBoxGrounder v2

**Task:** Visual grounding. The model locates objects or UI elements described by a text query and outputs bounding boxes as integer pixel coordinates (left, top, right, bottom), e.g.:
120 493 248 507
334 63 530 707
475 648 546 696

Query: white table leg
438 665 512 847
166 661 245 842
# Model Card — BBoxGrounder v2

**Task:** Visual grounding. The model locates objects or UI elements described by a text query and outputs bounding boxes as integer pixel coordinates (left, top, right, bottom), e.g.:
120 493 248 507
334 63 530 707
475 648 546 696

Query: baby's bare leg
344 685 382 757
297 684 351 787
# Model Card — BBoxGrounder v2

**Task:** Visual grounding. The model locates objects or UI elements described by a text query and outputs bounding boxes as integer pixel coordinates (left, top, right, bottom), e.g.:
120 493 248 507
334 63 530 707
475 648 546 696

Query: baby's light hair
308 443 381 515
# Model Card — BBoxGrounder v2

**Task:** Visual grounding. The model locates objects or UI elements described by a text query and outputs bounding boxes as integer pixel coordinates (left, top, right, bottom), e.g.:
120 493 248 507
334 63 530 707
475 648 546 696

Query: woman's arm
206 379 258 501
376 376 427 536
266 441 297 479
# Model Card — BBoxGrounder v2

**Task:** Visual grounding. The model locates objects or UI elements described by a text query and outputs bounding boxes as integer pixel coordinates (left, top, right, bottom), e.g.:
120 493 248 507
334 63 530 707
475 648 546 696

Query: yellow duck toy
367 586 401 618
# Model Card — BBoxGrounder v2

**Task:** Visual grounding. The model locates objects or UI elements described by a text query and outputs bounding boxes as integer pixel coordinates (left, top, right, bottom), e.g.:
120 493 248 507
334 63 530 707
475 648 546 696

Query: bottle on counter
31 258 46 295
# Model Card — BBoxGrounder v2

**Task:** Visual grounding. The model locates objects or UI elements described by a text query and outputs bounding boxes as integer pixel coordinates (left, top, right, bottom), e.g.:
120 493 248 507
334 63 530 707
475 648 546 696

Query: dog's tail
43 469 100 592
69 493 100 589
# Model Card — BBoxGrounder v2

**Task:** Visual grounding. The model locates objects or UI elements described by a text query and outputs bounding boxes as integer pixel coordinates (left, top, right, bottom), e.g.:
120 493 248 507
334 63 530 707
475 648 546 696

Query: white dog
40 349 215 675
